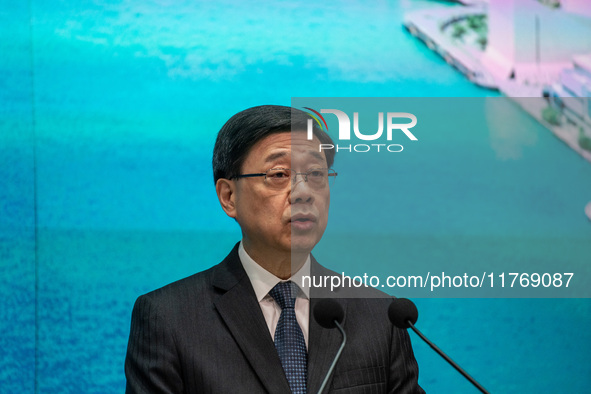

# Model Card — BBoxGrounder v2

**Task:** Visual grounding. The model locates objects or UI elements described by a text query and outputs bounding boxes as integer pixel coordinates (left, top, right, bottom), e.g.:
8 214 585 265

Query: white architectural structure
482 0 591 85
547 54 591 123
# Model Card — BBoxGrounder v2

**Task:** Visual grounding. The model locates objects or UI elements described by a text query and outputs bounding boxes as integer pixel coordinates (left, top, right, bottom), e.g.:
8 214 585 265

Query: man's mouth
291 213 316 222
290 213 317 231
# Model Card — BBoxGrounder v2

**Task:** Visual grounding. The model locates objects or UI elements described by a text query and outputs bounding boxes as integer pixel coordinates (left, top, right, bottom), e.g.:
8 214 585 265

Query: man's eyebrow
263 150 326 165
264 151 289 164
307 150 326 163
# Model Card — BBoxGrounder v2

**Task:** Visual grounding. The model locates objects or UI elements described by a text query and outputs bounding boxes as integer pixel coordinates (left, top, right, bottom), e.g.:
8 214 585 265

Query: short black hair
212 105 335 184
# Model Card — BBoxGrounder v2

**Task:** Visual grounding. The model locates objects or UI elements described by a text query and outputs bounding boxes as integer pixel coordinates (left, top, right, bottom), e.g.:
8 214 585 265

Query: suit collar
211 243 247 292
212 243 291 393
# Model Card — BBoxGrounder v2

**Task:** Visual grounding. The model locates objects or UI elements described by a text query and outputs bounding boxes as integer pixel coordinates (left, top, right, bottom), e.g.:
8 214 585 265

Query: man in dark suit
125 105 424 393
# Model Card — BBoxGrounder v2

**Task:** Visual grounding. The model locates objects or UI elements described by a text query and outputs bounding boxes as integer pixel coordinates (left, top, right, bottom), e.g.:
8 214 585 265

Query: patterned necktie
269 281 308 394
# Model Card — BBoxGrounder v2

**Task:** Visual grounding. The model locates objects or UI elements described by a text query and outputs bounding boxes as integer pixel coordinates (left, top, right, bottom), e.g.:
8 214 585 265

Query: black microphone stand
317 321 347 394
407 320 490 394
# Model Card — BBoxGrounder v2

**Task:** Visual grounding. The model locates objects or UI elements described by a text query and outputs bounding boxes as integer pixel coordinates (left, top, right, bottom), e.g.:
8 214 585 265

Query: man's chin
289 238 319 255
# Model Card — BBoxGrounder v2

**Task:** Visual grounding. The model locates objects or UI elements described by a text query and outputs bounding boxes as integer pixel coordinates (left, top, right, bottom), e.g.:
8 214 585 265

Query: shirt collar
239 241 311 302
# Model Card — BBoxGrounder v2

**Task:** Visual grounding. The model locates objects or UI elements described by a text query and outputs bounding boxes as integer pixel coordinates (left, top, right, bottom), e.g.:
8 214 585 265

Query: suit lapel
307 260 349 394
212 245 291 393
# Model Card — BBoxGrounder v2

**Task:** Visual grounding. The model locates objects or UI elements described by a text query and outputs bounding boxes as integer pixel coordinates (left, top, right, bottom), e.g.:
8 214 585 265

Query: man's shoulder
133 266 217 322
136 243 243 306
145 264 216 298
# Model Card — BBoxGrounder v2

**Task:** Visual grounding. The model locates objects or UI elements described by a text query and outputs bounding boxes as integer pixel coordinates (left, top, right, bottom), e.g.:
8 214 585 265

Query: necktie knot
269 281 298 310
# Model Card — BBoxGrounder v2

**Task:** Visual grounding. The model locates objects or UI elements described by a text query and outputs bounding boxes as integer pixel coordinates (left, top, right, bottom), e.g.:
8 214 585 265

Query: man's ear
216 178 237 219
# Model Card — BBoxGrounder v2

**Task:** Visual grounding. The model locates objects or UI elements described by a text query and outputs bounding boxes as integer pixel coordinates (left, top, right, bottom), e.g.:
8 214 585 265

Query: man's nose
289 176 314 204
292 172 306 188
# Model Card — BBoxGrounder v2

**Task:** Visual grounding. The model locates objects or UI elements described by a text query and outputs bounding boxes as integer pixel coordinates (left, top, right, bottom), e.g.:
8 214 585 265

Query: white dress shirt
238 241 310 348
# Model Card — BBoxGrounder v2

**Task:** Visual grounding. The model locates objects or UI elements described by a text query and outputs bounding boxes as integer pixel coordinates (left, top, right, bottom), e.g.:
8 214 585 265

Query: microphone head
388 298 419 329
313 299 345 329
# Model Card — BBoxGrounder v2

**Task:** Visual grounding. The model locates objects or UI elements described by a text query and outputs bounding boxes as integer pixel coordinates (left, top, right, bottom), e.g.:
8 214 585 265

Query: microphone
388 297 418 328
313 299 346 394
314 298 345 329
388 298 490 394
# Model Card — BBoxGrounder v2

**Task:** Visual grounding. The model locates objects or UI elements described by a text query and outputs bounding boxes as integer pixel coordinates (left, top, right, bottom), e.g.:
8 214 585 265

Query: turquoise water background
1 0 590 392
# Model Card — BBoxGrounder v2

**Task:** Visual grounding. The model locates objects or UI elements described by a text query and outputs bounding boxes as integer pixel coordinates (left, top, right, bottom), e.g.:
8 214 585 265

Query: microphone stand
317 321 347 394
407 320 490 394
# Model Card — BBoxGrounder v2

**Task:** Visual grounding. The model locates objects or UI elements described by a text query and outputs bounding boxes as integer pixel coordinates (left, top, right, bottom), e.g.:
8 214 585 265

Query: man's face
226 131 330 260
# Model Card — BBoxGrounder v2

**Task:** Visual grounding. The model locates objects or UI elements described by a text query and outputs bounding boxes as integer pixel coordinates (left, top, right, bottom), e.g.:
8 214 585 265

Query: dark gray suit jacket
125 243 424 393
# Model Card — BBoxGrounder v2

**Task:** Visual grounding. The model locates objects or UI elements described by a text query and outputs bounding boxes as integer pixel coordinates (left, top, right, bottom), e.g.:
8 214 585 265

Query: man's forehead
252 132 326 162
256 130 316 144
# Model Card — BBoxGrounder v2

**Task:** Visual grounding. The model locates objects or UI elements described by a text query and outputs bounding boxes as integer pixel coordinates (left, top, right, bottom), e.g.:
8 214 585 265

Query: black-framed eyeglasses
232 168 337 190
